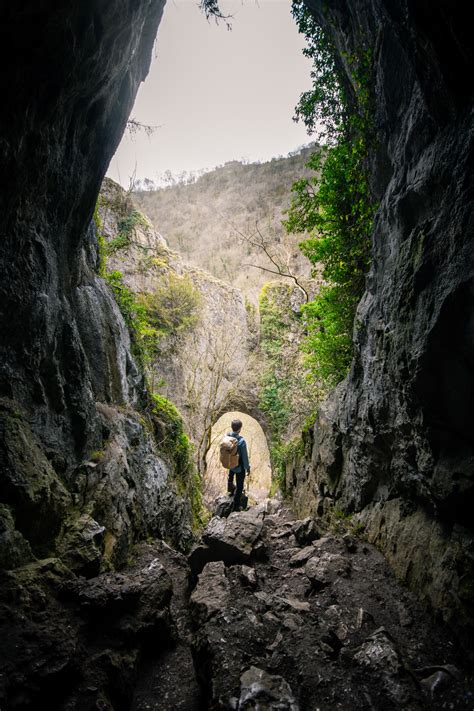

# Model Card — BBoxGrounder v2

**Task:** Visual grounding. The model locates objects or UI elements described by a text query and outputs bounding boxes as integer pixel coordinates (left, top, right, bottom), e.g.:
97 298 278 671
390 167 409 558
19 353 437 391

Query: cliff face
296 0 473 630
0 1 195 573
98 178 256 471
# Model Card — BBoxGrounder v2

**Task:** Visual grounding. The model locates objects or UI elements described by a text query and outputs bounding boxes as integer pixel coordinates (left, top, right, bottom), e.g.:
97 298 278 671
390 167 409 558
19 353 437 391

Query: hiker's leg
233 471 245 510
227 470 235 494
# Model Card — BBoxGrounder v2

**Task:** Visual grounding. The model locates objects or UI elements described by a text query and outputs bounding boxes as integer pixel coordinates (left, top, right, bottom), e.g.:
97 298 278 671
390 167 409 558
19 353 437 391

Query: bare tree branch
126 118 161 138
224 217 310 302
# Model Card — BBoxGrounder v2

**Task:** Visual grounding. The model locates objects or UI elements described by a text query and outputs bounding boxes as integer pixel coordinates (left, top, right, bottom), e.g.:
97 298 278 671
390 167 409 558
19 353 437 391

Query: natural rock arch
211 390 272 445
204 411 272 505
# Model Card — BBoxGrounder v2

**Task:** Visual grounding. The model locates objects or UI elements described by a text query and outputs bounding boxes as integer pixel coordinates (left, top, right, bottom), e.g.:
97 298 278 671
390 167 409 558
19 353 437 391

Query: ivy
106 209 147 255
105 270 159 367
286 1 376 387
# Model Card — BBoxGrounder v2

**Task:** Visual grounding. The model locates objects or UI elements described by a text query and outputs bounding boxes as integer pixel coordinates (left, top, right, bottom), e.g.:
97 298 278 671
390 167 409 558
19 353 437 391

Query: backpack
219 435 239 469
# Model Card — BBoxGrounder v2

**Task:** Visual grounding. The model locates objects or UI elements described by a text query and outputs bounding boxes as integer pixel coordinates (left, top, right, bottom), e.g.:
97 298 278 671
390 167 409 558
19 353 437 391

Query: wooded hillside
133 145 317 304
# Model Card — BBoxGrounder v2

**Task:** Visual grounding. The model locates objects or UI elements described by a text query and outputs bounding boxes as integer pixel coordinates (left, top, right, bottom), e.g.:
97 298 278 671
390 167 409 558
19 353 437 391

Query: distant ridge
133 144 317 304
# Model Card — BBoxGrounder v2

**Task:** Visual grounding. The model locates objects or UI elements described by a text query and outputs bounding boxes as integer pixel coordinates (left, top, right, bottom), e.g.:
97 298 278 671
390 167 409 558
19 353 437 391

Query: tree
284 0 375 386
225 216 312 303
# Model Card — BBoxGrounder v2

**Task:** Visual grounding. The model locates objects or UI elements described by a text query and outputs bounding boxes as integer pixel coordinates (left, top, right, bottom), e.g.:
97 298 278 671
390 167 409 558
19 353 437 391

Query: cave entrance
204 411 271 507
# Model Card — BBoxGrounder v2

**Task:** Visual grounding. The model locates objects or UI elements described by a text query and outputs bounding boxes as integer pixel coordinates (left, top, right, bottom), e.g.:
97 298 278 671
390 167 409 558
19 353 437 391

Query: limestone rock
342 533 357 553
0 403 71 554
353 628 400 675
190 561 230 623
0 504 32 569
289 546 315 568
240 565 258 589
292 518 320 546
200 508 265 566
238 666 299 710
214 494 234 519
305 552 350 590
56 513 105 577
272 597 311 614
297 0 474 631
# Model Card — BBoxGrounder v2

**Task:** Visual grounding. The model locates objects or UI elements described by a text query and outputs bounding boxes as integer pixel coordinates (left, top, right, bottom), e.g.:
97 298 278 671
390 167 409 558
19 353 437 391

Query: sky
106 0 313 187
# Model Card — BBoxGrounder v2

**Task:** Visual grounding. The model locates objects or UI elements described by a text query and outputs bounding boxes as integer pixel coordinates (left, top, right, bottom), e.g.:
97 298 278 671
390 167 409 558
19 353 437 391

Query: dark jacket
227 431 250 473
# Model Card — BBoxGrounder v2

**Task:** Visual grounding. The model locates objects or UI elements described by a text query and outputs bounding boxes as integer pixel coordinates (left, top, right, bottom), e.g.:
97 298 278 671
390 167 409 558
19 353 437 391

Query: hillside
133 145 317 305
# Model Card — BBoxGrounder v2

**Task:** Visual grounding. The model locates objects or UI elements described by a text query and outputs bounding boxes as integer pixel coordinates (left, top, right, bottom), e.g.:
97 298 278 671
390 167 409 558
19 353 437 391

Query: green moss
150 393 205 532
93 198 107 277
269 436 305 498
105 270 159 367
106 209 148 255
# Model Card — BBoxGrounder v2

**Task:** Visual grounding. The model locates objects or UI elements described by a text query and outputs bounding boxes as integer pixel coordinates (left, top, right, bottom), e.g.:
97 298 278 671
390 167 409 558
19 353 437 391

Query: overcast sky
106 0 313 187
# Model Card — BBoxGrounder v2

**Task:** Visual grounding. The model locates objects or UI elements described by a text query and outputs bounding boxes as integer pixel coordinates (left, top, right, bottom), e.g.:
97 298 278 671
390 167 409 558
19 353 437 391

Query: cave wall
0 0 195 570
298 0 474 630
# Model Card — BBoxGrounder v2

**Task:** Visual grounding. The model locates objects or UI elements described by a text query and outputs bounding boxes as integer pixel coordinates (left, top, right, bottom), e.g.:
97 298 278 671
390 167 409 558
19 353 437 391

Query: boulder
273 597 311 614
74 558 173 641
190 561 230 624
238 666 299 710
305 552 350 590
201 508 265 566
289 546 315 568
353 628 400 675
214 495 234 519
240 565 258 589
292 518 320 546
56 513 105 577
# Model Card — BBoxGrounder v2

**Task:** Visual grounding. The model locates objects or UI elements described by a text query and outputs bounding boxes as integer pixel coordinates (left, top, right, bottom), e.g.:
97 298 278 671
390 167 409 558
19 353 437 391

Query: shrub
139 273 201 337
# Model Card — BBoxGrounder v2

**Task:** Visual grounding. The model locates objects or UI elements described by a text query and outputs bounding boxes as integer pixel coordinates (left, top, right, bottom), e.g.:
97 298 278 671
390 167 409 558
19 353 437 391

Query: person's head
231 418 243 433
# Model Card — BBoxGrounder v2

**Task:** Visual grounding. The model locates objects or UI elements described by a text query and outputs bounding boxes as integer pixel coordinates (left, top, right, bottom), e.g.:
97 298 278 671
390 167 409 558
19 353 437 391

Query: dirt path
132 498 473 710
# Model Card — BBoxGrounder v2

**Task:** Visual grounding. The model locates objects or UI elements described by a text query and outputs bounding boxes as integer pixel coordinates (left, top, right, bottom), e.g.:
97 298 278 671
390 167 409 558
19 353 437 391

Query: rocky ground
1 496 473 710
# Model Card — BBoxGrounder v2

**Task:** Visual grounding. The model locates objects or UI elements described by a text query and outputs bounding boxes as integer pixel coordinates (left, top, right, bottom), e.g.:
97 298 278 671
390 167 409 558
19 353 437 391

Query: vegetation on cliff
94 187 205 533
258 283 319 493
133 148 316 305
286 0 376 387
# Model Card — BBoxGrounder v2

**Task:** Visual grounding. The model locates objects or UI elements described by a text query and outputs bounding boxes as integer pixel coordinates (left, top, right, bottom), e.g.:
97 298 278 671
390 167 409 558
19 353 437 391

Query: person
227 418 251 511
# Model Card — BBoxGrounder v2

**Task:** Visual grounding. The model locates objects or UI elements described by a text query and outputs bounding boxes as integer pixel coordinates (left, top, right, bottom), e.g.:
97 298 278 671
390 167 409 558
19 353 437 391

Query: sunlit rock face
0 1 195 567
299 0 473 631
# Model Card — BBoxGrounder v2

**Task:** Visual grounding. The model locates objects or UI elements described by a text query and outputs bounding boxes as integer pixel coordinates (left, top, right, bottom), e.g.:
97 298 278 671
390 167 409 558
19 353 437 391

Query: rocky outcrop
0 541 182 709
98 178 258 469
0 2 199 577
294 0 474 632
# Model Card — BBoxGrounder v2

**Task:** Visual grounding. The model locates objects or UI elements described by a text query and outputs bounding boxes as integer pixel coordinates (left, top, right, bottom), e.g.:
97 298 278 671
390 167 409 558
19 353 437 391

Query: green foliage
106 209 146 255
105 271 159 366
286 1 376 388
93 199 107 277
150 393 205 531
258 285 294 434
138 273 201 337
269 437 304 498
291 1 347 142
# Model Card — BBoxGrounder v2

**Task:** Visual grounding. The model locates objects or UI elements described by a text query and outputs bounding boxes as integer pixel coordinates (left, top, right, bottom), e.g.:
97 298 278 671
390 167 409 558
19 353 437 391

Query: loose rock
190 561 230 623
305 552 350 590
238 666 299 710
291 518 320 546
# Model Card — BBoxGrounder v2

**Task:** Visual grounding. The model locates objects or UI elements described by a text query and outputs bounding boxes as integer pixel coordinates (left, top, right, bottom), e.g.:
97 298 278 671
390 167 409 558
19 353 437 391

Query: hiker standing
226 418 251 511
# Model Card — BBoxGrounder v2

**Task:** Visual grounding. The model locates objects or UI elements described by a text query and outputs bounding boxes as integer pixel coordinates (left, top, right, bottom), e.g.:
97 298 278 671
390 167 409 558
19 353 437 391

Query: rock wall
295 0 474 631
98 178 257 470
0 1 194 573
